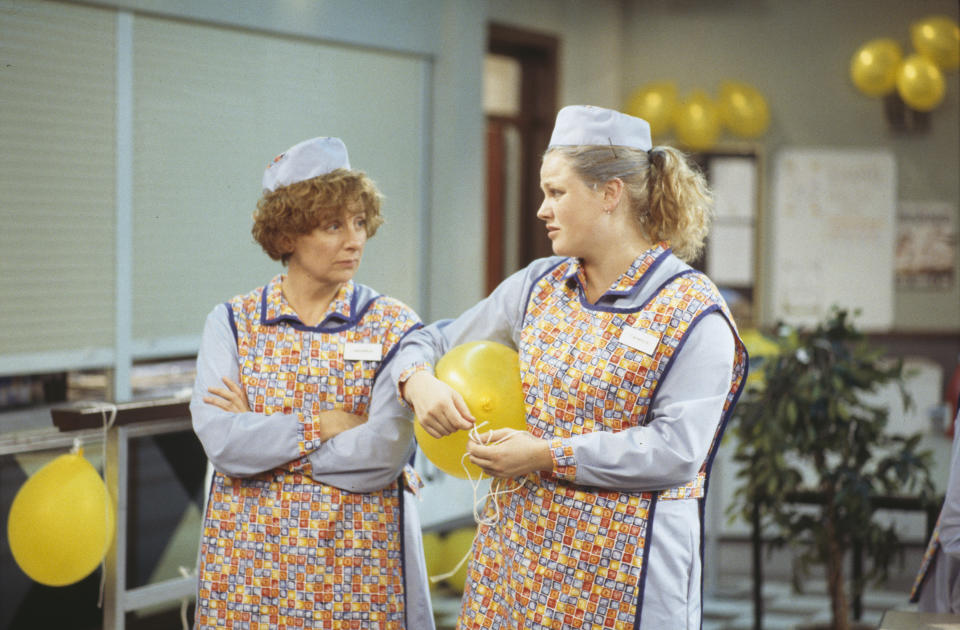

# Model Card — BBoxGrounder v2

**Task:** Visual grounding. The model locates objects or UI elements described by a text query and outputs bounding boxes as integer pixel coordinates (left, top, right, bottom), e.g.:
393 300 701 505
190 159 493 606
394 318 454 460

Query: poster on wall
895 201 957 290
771 148 896 330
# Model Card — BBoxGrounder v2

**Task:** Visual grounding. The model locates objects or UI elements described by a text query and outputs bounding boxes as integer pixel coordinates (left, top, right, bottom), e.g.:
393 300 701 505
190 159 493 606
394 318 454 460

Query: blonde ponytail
547 145 713 263
644 146 712 262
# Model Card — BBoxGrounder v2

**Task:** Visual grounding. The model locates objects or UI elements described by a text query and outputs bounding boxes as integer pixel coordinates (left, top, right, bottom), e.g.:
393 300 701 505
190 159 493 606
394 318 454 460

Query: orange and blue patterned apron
459 255 747 629
911 517 941 602
195 282 411 629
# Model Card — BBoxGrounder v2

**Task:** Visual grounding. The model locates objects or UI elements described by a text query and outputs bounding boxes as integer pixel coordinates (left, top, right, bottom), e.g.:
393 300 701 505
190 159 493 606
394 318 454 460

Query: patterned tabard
911 519 942 602
458 254 747 629
195 278 419 629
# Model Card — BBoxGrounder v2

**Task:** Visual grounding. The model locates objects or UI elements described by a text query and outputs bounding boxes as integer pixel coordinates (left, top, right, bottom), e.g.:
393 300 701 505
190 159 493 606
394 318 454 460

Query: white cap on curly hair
548 105 652 151
261 136 350 192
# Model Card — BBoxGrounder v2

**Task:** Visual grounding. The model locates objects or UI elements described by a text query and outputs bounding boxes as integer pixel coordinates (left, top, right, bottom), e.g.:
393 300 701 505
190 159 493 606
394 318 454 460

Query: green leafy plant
729 308 935 630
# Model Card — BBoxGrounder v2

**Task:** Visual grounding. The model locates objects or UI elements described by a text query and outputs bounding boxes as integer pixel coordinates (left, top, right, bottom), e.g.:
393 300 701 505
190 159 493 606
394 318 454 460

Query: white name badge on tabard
344 342 383 362
619 325 661 356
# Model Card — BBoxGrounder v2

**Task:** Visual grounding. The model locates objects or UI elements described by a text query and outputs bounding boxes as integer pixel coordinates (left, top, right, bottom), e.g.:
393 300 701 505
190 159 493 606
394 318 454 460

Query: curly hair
252 169 384 263
547 145 713 262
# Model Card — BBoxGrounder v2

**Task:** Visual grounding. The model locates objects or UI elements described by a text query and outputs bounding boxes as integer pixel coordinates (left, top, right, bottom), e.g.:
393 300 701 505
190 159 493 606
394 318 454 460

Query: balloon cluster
850 15 959 111
626 80 770 152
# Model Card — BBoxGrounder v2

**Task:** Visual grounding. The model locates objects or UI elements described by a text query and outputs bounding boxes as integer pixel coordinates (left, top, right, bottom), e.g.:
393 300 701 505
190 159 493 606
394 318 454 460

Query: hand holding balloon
467 428 553 478
412 341 527 479
404 370 475 438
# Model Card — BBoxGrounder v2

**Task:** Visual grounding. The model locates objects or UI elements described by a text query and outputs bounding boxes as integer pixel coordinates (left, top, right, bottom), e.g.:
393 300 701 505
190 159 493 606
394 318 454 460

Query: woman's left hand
204 376 251 413
466 429 553 478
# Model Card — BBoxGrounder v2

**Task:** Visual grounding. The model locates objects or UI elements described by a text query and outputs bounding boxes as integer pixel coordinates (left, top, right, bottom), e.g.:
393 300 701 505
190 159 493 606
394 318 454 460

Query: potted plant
728 308 936 630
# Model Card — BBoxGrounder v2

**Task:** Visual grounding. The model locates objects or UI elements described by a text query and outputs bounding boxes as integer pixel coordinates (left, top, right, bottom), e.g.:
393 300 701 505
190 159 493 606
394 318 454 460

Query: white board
771 148 896 330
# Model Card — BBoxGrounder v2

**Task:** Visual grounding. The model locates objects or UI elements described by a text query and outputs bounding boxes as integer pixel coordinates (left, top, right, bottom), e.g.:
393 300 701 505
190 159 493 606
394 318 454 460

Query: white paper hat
548 105 652 151
261 136 350 192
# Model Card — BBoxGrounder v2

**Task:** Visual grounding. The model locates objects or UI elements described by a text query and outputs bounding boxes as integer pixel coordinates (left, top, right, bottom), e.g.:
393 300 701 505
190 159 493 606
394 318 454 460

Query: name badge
619 326 660 356
344 342 382 361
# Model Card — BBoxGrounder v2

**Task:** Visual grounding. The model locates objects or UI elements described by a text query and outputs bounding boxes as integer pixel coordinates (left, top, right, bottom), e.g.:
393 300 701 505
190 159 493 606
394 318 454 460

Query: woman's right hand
403 371 475 438
316 410 367 442
204 376 251 413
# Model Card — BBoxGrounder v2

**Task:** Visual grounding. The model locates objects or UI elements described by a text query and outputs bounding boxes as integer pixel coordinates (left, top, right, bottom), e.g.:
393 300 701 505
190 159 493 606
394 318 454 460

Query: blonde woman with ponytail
395 106 748 630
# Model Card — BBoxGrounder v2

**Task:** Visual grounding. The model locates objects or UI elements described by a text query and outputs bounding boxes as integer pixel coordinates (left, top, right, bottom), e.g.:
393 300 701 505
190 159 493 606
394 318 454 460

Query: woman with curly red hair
191 137 433 629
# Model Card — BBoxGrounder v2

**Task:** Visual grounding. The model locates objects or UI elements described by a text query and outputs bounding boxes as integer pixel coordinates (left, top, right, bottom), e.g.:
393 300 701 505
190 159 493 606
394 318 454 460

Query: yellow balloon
421 531 444 587
8 449 115 586
911 15 960 71
673 91 721 151
849 38 903 97
414 341 526 479
625 82 678 139
718 81 770 138
739 328 780 388
897 53 946 111
441 526 477 594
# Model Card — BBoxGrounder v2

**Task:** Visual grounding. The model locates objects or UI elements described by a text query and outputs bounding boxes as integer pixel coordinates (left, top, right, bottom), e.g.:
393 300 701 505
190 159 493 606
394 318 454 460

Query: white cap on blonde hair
261 136 350 192
548 105 652 151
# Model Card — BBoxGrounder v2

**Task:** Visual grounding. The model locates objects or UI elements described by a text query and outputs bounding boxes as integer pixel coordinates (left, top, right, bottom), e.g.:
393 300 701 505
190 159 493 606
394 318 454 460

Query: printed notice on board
895 201 957 291
771 148 896 330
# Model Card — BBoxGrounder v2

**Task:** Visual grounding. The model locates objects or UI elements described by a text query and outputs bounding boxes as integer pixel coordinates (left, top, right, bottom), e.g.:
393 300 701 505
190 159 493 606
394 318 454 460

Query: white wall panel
0 0 117 358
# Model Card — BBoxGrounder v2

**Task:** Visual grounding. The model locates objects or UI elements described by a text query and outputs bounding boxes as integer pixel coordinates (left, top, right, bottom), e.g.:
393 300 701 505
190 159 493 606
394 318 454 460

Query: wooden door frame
485 23 558 294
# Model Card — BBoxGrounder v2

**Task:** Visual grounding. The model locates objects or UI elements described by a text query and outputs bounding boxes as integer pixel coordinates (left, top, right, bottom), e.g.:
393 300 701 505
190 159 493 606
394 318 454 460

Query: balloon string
427 422 523 585
93 402 118 610
179 565 195 630
464 424 523 527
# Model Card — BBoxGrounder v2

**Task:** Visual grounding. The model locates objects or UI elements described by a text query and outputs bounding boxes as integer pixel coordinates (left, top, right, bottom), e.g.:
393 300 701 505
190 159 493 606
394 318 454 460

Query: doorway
484 23 558 294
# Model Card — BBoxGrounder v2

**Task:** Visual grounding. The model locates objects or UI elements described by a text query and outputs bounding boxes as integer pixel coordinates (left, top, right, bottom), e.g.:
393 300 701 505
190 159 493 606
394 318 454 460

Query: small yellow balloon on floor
7 446 115 586
441 526 477 594
421 530 444 588
415 340 526 479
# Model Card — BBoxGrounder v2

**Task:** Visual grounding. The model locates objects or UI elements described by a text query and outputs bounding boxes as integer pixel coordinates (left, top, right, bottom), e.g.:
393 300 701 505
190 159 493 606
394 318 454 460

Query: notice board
771 148 896 330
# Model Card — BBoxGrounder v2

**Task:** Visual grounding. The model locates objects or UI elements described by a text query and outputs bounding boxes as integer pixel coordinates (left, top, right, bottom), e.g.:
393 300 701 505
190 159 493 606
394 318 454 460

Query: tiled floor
429 577 916 630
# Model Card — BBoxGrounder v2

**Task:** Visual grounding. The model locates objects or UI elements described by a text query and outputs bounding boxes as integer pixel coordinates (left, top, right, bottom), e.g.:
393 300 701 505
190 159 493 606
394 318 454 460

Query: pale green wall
49 0 960 332
621 0 960 330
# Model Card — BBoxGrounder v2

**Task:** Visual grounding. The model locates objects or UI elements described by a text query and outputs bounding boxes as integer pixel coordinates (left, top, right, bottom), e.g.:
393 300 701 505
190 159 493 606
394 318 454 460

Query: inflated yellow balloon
673 90 721 151
8 449 115 586
849 38 903 97
739 328 780 388
625 82 678 139
718 81 770 138
911 15 960 71
441 526 477 593
414 340 526 479
421 531 444 587
897 53 946 111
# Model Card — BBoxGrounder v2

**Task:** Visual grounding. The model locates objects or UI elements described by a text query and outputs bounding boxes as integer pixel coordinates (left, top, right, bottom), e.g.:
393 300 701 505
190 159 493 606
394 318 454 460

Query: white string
88 402 118 609
178 565 196 630
427 422 524 585
463 424 524 527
